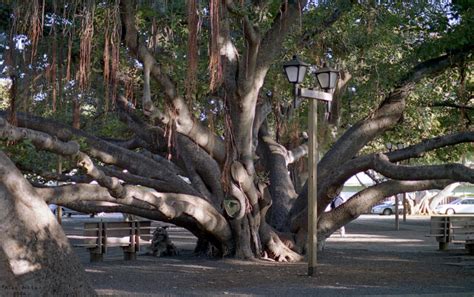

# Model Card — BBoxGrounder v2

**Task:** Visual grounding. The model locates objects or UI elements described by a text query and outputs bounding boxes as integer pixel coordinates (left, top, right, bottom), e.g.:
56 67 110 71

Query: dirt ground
62 214 474 296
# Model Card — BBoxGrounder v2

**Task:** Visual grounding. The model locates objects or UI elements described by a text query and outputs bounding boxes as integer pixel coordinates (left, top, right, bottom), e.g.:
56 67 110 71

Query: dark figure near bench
147 226 179 257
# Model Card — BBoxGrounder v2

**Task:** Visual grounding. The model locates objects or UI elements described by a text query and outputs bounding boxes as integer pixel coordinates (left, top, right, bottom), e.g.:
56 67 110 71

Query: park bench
428 215 474 254
76 220 153 262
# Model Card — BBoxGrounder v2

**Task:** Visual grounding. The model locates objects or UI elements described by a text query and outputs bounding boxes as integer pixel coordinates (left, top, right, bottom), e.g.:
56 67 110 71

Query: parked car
49 205 96 217
57 207 95 217
371 201 404 215
434 198 474 215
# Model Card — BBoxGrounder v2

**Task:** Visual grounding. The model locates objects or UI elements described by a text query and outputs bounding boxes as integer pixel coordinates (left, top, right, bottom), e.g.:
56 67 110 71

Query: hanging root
142 54 155 115
185 0 198 102
209 0 222 91
78 2 94 90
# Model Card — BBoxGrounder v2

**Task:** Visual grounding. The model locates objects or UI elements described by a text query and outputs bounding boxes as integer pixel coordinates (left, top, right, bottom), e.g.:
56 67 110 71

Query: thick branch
100 166 188 194
290 130 474 227
119 0 226 163
4 112 201 197
0 117 79 155
1 116 132 199
38 184 233 252
258 133 298 231
177 135 224 208
430 101 474 110
76 152 126 198
324 131 474 194
372 153 474 183
319 48 474 179
256 0 308 73
117 105 224 202
252 96 272 149
317 179 454 237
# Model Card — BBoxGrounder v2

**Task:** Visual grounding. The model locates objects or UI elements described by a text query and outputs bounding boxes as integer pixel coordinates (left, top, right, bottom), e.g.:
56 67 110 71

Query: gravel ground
62 214 474 296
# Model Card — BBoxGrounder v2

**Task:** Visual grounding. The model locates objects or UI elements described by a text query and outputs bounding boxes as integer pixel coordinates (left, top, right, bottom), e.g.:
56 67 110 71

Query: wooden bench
77 220 153 262
428 215 474 254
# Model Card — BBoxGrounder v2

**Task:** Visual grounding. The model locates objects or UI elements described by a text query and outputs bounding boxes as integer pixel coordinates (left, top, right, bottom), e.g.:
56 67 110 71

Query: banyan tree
0 0 472 293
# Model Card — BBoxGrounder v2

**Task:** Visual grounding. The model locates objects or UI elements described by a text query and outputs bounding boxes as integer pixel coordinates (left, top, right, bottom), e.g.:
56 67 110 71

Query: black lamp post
283 56 339 277
283 55 309 107
396 143 408 223
314 64 339 91
385 142 408 229
283 55 309 84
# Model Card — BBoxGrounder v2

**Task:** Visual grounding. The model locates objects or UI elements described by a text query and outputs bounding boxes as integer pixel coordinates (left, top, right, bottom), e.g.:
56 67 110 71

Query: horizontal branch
100 166 192 194
320 131 474 206
38 184 233 251
372 153 474 183
2 112 201 197
430 101 474 110
317 179 454 237
319 47 474 179
0 117 79 155
1 116 131 199
289 130 474 226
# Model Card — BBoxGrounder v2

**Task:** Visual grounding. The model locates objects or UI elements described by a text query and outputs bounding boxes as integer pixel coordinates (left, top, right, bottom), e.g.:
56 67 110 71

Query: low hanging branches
0 115 234 252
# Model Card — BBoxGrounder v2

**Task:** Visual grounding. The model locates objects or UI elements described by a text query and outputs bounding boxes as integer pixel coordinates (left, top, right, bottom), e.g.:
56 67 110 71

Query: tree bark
259 131 298 231
0 151 95 296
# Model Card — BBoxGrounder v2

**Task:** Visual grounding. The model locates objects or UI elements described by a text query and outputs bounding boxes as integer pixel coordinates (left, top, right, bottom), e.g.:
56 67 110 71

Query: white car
434 198 474 215
371 201 404 215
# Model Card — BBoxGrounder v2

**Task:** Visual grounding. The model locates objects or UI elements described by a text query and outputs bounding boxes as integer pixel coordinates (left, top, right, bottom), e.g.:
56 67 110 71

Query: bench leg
124 251 136 261
466 245 474 255
90 252 103 262
438 242 449 251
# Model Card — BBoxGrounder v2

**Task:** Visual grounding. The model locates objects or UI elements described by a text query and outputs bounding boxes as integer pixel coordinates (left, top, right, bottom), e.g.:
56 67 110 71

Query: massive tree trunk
118 0 312 260
0 151 95 296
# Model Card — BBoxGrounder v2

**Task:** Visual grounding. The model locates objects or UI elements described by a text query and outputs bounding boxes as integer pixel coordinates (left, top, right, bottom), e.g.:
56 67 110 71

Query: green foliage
0 0 471 176
254 1 473 165
0 3 11 31
85 113 132 139
0 139 57 173
0 81 10 109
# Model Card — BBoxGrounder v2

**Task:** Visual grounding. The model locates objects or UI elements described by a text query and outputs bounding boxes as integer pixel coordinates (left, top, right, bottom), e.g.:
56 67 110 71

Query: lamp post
396 143 408 223
386 142 408 230
283 56 339 277
385 142 399 230
56 156 62 225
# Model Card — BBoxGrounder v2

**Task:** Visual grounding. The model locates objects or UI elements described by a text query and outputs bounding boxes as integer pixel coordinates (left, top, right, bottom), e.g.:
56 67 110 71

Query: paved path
326 215 464 252
61 214 474 296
